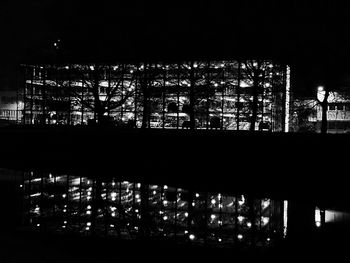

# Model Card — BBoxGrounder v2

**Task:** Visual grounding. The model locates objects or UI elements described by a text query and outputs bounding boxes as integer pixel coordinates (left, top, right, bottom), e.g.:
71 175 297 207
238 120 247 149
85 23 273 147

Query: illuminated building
21 61 291 131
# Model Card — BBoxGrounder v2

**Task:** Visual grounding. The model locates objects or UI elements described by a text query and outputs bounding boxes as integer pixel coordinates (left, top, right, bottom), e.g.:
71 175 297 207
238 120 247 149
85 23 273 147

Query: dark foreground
1 126 350 262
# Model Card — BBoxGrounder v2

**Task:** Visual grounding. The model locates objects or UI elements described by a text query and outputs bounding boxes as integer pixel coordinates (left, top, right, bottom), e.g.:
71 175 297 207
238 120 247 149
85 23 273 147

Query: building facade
22 61 291 131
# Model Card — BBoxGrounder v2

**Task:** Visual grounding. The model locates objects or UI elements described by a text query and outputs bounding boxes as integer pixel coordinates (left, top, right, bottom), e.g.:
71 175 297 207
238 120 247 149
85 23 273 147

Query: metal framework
22 61 289 131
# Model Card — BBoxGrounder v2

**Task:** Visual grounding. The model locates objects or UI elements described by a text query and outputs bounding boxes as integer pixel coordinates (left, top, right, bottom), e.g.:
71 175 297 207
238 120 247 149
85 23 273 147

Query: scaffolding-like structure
22 61 289 131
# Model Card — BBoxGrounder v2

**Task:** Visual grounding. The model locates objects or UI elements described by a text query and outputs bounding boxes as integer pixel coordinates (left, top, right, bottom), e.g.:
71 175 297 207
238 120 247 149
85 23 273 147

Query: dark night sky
2 0 350 95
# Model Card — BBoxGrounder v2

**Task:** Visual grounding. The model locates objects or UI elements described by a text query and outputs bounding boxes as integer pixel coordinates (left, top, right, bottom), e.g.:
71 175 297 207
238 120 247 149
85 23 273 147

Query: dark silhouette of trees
60 64 136 125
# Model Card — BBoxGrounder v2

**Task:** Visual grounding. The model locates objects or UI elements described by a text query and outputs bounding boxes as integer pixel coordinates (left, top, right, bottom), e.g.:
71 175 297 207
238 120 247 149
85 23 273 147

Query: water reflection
22 172 287 248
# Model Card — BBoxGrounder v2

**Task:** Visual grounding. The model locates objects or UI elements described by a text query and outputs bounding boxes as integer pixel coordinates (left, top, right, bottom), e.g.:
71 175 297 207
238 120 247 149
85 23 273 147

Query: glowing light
64 221 67 224
283 200 288 237
37 223 40 227
247 222 252 228
218 238 222 242
189 234 195 240
195 193 200 198
164 185 168 190
237 234 243 240
87 222 91 226
218 204 223 209
184 212 188 217
214 83 219 87
152 191 157 195
238 216 244 222
137 183 141 188
110 224 115 228
267 238 271 242
62 225 66 229
163 200 168 205
62 194 66 198
112 212 116 217
193 63 198 68
163 216 168 220
135 194 141 200
238 195 245 206
86 211 91 215
211 214 216 220
130 70 134 74
87 205 91 210
262 199 270 209
262 217 269 225
63 209 67 213
85 227 90 231
90 66 94 71
184 230 188 234
211 199 216 205
285 65 291 132
112 182 115 186
218 220 222 225
192 202 195 206
19 184 23 188
315 207 322 228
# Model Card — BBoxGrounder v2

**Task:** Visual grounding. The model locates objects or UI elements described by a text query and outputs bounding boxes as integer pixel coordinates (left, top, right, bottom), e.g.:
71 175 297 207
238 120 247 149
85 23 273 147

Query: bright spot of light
195 193 200 198
211 214 216 220
19 184 23 188
238 216 244 222
316 221 321 228
247 222 252 228
237 234 243 240
163 216 168 220
184 212 188 217
163 185 168 190
189 234 195 240
211 199 216 205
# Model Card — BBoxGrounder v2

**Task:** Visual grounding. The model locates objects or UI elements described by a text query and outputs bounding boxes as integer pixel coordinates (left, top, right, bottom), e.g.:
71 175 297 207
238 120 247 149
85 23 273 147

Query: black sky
2 0 350 94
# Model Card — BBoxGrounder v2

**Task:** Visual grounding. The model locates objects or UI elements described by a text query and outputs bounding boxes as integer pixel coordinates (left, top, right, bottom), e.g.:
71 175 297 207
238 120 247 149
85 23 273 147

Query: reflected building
21 61 291 131
21 171 288 248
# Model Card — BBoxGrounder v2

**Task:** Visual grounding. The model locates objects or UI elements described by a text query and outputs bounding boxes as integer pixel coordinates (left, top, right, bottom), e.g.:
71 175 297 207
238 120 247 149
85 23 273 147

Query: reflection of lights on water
189 234 195 240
